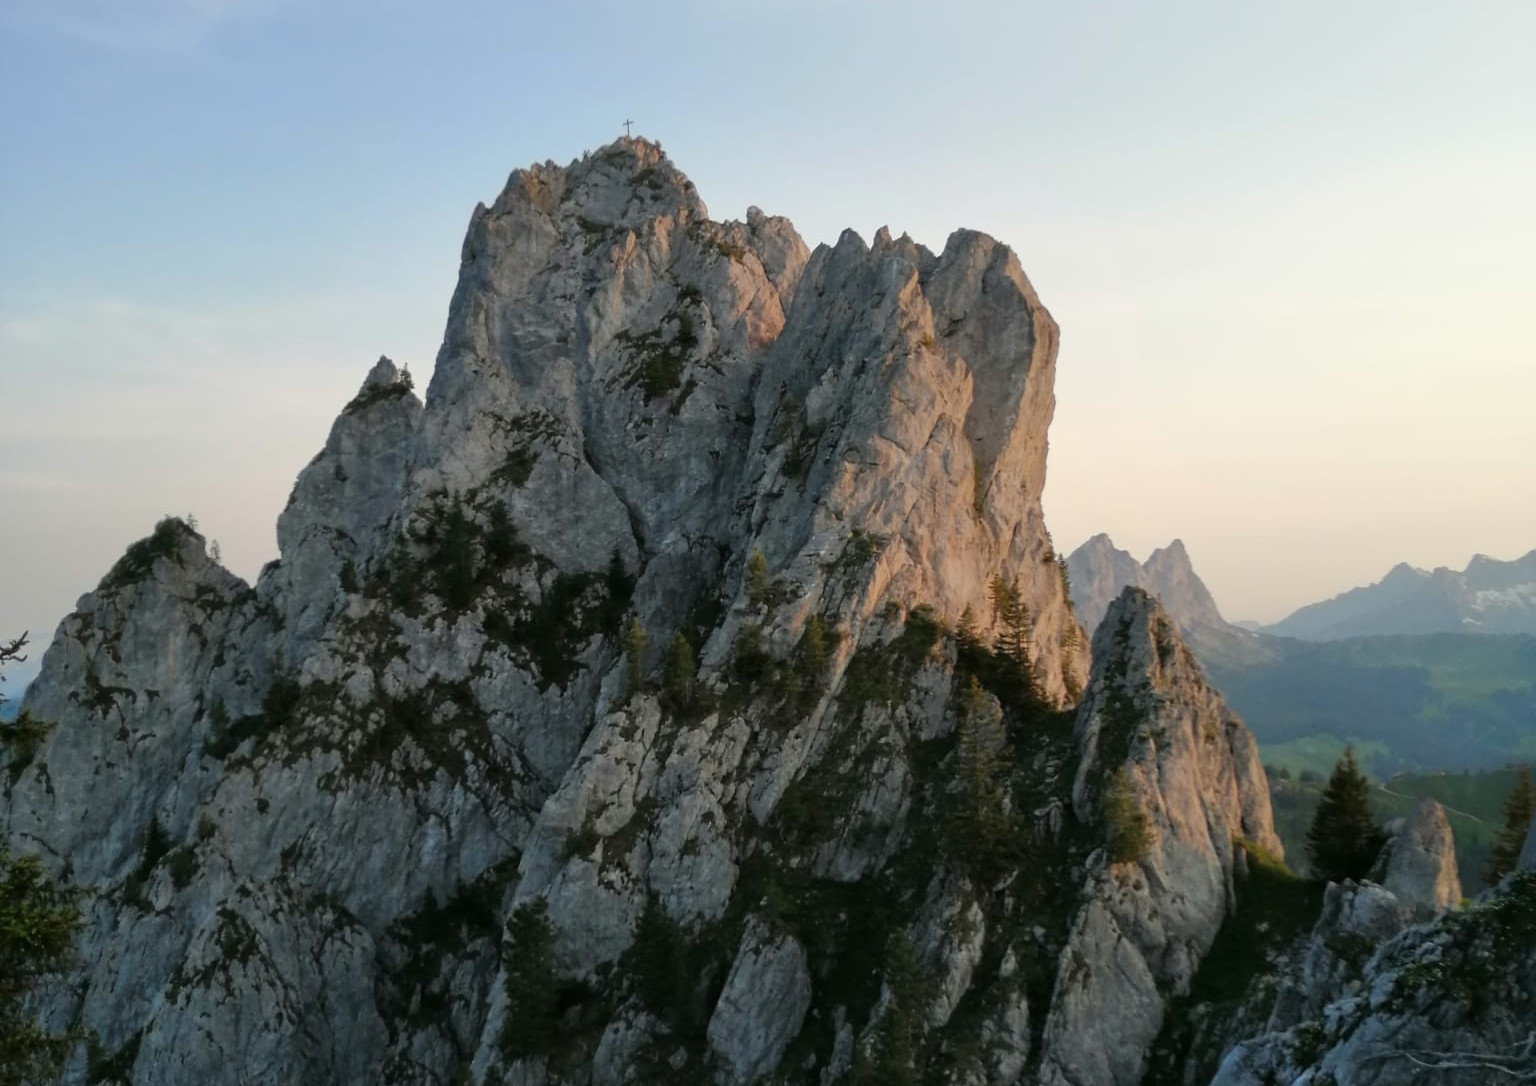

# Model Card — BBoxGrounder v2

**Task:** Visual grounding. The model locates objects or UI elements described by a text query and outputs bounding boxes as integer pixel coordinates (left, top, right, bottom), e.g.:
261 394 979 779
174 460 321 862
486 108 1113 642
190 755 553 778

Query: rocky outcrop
1377 798 1462 918
4 137 1098 1086
1149 797 1506 1086
264 355 421 662
1208 870 1536 1086
1035 588 1280 1086
706 918 813 1084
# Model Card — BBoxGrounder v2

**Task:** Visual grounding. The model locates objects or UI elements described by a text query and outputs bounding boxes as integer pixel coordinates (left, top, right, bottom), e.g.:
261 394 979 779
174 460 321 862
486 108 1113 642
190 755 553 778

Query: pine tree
499 901 557 1057
955 606 985 670
1485 766 1535 885
793 616 833 709
947 677 1014 882
626 897 690 1028
859 933 924 1086
746 548 770 608
0 632 82 1086
1305 748 1384 882
987 574 1032 665
623 618 649 697
661 633 697 714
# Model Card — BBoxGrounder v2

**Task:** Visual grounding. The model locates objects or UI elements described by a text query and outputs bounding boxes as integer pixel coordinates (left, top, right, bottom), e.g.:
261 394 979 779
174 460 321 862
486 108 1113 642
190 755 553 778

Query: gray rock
1065 533 1269 666
1209 871 1535 1086
1039 588 1280 1086
706 917 812 1083
4 136 1095 1086
1379 798 1462 918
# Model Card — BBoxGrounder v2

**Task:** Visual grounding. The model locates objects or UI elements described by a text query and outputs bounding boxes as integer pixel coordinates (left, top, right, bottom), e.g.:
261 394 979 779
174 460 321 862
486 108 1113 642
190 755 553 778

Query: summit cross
623 119 634 137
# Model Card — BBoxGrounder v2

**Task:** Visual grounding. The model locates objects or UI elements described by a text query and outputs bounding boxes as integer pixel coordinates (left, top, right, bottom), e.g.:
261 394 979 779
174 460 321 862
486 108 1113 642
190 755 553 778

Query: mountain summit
7 137 1109 1084
1065 533 1264 664
1267 548 1536 639
7 138 1522 1086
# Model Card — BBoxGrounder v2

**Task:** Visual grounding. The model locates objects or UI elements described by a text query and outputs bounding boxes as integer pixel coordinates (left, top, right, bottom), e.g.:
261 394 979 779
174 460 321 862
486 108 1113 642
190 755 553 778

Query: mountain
1267 549 1536 640
1065 534 1268 664
2 137 1124 1086
6 136 1530 1086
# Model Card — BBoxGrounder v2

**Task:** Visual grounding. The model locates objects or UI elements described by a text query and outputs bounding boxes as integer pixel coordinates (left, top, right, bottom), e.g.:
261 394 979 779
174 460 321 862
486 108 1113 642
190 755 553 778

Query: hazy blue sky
3 0 1534 683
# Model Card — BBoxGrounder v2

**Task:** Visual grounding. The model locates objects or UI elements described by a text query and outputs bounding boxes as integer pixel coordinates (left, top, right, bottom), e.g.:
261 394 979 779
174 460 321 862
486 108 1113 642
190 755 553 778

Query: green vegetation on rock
0 847 81 1085
1485 766 1535 884
499 901 559 1058
1103 768 1153 865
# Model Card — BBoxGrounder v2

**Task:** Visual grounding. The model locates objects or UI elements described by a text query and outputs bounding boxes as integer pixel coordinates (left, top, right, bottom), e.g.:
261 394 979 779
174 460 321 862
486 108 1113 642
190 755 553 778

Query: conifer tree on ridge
1485 766 1535 885
1306 747 1384 883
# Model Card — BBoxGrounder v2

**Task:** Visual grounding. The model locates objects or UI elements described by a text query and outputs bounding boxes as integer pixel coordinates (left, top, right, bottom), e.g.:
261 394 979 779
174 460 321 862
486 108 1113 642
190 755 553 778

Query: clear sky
3 0 1534 685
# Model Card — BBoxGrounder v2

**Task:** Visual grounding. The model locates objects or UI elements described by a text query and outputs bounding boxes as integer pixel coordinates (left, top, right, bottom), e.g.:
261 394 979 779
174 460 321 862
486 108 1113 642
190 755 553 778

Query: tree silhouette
1305 747 1384 882
623 618 649 697
1485 766 1535 885
661 633 697 714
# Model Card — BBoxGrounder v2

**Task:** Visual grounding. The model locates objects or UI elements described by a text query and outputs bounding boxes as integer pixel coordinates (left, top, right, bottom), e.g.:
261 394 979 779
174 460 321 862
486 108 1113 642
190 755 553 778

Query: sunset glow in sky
3 0 1534 682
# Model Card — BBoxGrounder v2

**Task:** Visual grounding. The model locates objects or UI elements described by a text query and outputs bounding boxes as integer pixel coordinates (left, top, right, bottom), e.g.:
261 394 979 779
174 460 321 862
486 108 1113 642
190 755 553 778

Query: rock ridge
0 139 1393 1086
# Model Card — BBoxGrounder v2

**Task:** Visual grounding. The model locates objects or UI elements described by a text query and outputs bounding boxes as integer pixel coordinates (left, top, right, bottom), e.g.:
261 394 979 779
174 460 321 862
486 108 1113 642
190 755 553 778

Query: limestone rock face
1036 588 1280 1086
706 917 813 1084
4 137 1095 1086
1378 798 1462 918
265 356 422 662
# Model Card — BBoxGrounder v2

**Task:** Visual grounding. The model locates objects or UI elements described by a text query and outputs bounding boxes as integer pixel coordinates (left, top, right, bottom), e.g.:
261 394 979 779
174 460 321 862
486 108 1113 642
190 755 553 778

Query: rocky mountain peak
3 139 1101 1086
1038 587 1279 1086
1065 532 1261 666
488 136 704 234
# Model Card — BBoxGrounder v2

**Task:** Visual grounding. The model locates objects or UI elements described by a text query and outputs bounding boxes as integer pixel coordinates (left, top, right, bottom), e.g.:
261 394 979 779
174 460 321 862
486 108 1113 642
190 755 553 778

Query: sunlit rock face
1036 588 1280 1086
6 137 1105 1086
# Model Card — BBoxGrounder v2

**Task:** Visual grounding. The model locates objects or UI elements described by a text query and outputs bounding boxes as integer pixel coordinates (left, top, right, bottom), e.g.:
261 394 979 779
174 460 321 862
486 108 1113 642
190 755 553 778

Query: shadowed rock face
1036 588 1280 1086
1208 868 1534 1086
3 138 1095 1086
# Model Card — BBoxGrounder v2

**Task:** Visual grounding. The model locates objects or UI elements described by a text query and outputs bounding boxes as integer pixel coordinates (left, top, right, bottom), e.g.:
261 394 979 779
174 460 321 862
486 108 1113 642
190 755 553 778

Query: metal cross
623 119 634 137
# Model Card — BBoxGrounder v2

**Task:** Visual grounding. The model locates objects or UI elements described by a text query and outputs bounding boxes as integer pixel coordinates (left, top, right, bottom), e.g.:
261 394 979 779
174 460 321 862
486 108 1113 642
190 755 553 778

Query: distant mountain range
1265 549 1536 640
1066 534 1536 775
